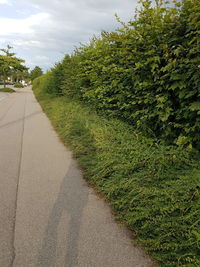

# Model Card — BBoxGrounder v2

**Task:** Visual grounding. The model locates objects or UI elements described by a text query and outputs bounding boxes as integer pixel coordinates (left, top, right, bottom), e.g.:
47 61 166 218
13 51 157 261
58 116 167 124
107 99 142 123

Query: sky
0 0 139 71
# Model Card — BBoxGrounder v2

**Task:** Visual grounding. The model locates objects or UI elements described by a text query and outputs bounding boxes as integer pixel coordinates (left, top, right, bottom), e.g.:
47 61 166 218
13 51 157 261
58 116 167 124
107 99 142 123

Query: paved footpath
0 92 8 102
0 87 154 267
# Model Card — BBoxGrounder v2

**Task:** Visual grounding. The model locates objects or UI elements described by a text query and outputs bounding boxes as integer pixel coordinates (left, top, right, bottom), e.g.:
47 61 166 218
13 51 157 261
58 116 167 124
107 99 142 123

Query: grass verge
33 85 200 267
0 88 15 93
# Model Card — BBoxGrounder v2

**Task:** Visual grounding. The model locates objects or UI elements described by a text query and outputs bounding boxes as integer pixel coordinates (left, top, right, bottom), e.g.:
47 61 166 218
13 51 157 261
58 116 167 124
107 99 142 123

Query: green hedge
44 0 200 148
33 78 200 266
32 1 200 265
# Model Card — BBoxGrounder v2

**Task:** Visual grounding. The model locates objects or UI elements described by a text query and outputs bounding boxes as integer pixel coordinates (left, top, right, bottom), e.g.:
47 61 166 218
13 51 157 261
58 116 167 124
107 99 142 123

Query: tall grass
33 82 200 266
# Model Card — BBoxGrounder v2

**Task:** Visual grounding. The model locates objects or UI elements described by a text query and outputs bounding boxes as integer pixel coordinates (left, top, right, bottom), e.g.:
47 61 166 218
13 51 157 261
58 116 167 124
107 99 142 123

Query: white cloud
12 40 43 48
0 13 50 35
0 0 10 4
0 0 139 70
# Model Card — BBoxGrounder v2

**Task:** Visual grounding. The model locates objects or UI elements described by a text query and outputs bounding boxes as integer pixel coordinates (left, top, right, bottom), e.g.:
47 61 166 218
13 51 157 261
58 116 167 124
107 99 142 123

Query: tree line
0 45 43 87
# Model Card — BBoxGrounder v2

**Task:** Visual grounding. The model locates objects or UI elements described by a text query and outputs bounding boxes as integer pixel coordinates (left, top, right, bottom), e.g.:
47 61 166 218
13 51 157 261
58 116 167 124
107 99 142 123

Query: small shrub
14 82 24 88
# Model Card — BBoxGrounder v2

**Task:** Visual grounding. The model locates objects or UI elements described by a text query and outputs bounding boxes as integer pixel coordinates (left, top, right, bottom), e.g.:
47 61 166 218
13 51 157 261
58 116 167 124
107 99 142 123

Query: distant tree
0 45 25 88
12 67 30 83
30 66 43 81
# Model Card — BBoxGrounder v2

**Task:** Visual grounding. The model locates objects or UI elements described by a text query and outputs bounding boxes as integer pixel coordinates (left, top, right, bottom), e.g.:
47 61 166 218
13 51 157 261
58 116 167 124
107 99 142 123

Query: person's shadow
37 159 89 267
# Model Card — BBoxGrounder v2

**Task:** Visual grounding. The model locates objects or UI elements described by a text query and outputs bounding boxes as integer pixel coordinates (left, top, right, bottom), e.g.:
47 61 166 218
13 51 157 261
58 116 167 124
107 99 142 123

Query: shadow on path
37 160 89 267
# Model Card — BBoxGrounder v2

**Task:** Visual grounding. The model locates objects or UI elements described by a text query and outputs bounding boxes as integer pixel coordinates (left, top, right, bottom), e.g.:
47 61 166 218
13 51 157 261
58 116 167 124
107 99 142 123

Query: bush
42 0 200 149
33 73 56 95
14 82 24 88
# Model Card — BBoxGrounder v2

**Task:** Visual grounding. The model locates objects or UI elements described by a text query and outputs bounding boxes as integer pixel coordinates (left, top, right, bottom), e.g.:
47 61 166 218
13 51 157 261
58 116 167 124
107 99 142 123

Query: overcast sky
0 0 139 71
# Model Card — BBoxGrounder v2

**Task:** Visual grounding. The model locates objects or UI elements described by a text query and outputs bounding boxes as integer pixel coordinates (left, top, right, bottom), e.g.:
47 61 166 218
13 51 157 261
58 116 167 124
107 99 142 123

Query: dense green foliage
46 0 200 148
12 68 30 84
30 66 43 81
33 78 200 266
32 0 200 265
0 45 26 88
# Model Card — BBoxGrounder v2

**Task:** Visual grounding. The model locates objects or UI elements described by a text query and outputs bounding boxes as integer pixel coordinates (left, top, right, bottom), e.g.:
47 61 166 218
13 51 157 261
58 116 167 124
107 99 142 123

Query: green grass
0 88 15 93
33 84 200 267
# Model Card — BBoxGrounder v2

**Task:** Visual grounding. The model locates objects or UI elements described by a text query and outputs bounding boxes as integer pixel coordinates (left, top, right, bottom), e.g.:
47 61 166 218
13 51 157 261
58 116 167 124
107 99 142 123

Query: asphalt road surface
0 88 154 267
